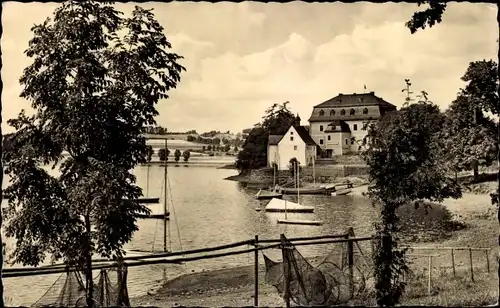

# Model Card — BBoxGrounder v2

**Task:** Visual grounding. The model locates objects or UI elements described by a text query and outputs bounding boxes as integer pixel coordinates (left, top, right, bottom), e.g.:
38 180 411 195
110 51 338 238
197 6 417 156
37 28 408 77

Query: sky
1 2 498 134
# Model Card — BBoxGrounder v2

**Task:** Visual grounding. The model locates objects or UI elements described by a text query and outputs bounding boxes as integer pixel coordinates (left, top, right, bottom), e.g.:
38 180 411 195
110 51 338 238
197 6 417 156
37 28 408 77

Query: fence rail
4 229 494 307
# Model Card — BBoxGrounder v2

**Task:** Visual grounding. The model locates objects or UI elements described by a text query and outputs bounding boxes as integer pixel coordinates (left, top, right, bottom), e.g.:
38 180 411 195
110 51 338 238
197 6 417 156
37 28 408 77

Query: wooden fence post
469 248 474 282
451 249 456 277
428 256 432 296
485 249 490 273
254 235 259 307
347 229 354 297
280 234 291 308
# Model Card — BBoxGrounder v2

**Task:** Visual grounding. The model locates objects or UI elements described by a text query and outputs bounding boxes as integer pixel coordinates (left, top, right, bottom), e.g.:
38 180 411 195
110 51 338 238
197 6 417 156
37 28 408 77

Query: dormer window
350 108 355 115
363 108 368 114
330 110 335 116
319 110 325 116
340 109 346 115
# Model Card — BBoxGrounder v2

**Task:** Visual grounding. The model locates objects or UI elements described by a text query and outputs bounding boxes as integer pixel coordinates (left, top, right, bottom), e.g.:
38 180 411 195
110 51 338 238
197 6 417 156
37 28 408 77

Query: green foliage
363 98 462 306
158 148 170 161
174 149 181 162
3 0 184 275
145 145 154 162
440 61 499 180
182 150 190 162
461 60 498 115
236 102 296 172
405 1 447 34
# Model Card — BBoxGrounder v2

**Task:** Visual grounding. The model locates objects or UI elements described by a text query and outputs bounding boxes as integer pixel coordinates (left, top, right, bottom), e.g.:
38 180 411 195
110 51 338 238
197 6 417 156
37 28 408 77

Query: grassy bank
131 187 498 307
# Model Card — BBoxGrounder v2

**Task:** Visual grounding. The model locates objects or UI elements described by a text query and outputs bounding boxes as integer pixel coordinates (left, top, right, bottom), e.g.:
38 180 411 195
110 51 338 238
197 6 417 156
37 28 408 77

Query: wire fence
2 230 495 307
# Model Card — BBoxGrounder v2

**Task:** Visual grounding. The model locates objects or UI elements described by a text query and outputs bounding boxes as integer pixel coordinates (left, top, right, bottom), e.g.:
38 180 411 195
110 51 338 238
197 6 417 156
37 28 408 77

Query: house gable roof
293 125 317 146
313 92 396 109
267 125 317 147
268 134 284 146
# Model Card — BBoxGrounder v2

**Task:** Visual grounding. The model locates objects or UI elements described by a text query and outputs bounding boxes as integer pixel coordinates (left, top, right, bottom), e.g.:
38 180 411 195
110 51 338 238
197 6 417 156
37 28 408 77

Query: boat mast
163 138 168 253
297 162 300 204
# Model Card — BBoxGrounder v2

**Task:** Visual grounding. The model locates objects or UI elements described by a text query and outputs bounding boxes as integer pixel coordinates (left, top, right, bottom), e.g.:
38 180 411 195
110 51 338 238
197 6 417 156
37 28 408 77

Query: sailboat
276 162 323 226
255 152 283 200
132 137 172 253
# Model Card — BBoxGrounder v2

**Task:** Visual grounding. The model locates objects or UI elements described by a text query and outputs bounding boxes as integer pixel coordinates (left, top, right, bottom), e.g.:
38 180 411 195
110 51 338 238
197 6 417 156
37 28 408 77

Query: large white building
267 121 318 170
308 92 396 157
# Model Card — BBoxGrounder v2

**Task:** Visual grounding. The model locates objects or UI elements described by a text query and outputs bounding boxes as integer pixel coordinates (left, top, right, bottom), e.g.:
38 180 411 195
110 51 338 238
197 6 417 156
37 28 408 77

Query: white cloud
1 2 497 134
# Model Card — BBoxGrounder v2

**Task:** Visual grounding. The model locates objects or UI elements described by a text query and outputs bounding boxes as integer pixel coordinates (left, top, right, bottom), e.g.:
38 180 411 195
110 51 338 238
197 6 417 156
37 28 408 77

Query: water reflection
3 165 376 306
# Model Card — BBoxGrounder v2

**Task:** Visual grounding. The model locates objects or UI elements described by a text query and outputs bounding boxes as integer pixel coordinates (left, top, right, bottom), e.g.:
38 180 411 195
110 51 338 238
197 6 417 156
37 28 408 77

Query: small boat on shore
278 186 334 195
265 198 314 213
277 218 323 226
331 189 352 196
255 189 283 200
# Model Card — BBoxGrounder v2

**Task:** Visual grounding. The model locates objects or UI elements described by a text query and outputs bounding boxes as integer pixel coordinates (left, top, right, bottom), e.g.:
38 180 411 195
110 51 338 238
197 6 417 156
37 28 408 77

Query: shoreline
130 185 497 307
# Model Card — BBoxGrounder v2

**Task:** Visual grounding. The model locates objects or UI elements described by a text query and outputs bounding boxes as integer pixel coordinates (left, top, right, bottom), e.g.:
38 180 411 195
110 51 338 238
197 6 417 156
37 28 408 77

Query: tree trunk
0 2 5 305
497 3 500 305
85 214 94 307
473 164 479 182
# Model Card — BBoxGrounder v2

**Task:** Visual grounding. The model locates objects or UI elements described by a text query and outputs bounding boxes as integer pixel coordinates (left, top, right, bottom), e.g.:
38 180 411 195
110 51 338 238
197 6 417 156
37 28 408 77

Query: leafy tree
224 144 231 152
236 102 297 173
407 9 500 302
158 148 170 161
233 146 238 153
186 135 196 142
441 95 497 181
146 145 154 163
174 149 181 162
182 150 190 162
3 3 185 305
363 99 461 306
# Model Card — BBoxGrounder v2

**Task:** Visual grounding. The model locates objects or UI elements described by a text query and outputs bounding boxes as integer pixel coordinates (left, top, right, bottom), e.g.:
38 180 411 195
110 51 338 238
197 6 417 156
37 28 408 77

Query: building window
294 145 297 150
320 125 324 132
350 108 355 115
351 139 355 145
353 124 358 131
340 109 346 115
363 108 368 114
290 131 293 135
327 135 331 141
290 136 294 141
319 110 325 116
330 110 335 116
320 139 324 145
345 139 348 145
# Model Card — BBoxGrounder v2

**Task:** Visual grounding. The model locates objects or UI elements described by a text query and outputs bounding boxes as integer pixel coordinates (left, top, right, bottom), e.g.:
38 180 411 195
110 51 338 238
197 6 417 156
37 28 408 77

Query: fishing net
263 235 374 306
31 264 130 307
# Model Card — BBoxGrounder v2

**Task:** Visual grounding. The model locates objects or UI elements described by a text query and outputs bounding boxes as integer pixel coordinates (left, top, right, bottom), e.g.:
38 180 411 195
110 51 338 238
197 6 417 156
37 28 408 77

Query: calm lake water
2 165 376 306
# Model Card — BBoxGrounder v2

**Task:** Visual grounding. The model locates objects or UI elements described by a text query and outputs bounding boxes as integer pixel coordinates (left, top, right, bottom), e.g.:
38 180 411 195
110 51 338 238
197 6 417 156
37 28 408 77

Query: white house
308 91 397 157
267 123 318 171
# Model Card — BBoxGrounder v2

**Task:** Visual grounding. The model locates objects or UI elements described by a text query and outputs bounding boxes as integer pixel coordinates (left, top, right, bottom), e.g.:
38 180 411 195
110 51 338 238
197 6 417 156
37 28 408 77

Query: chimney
370 91 375 95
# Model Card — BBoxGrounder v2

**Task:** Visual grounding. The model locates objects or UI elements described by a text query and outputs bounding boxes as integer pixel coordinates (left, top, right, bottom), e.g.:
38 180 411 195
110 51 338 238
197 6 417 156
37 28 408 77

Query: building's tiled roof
324 120 351 133
314 92 396 109
267 126 317 147
268 135 283 145
293 125 317 146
